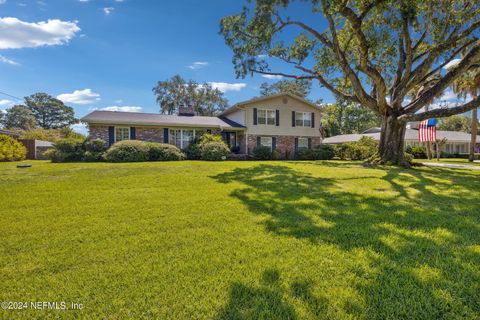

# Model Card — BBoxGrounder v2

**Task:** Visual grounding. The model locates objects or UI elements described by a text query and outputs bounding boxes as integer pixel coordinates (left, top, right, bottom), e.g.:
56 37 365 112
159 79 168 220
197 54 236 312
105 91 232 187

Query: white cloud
101 106 142 112
188 61 208 70
261 74 283 80
103 7 114 15
0 17 80 49
0 99 13 106
443 59 461 70
57 89 101 105
208 82 247 92
71 123 88 134
0 55 20 66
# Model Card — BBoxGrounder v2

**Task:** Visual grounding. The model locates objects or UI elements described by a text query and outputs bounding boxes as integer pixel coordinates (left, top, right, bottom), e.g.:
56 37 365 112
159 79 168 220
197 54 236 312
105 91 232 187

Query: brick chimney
178 104 195 116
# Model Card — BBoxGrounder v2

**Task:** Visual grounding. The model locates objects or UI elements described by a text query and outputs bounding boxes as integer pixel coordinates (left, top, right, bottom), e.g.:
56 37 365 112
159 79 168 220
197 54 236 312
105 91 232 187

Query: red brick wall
89 125 109 142
247 134 321 159
136 127 164 143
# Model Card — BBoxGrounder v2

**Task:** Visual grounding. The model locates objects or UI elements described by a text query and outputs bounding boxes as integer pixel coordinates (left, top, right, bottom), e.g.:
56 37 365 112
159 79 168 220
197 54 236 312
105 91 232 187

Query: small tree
2 105 37 130
24 93 77 129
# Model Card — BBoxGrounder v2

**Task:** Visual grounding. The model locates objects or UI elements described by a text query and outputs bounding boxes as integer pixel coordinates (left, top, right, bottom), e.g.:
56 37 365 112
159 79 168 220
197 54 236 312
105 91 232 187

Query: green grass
1 160 479 319
415 158 480 166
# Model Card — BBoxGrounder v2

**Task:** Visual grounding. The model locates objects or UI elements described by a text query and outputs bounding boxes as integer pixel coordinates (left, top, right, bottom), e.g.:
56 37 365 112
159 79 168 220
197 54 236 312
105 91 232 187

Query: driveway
421 162 480 170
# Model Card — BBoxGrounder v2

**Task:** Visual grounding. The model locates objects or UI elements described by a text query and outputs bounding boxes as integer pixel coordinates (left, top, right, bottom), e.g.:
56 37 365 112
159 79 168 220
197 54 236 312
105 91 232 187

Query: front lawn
1 161 479 319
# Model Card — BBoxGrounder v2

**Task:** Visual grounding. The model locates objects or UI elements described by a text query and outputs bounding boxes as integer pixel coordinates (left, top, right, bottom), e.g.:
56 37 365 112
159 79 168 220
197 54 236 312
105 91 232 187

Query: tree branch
398 96 480 121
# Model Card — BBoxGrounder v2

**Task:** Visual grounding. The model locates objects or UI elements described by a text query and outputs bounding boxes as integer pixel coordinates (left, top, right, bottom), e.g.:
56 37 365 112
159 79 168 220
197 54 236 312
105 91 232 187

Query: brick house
81 93 323 159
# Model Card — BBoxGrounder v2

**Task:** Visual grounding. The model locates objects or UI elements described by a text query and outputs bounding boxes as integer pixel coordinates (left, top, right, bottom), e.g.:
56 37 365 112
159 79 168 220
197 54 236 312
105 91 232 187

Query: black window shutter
311 113 315 128
130 127 136 140
292 111 296 127
276 110 280 126
253 108 258 125
256 136 261 147
308 138 312 149
163 128 169 143
108 126 115 146
294 137 298 152
272 137 276 150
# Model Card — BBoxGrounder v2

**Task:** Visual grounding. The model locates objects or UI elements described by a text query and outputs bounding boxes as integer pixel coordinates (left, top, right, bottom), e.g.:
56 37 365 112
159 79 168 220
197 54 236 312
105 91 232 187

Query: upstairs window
115 127 130 142
295 112 312 127
258 109 276 125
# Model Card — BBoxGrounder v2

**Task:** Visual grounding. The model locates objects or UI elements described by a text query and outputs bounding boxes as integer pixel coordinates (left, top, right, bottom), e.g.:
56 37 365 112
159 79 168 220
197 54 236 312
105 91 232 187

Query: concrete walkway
421 162 480 170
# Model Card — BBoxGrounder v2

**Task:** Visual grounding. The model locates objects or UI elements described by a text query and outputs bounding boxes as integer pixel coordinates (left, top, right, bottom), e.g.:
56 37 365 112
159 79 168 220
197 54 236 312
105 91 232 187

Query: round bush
104 140 150 162
406 145 427 159
0 134 27 161
47 138 85 162
83 138 107 162
253 146 276 160
147 143 185 161
200 141 230 161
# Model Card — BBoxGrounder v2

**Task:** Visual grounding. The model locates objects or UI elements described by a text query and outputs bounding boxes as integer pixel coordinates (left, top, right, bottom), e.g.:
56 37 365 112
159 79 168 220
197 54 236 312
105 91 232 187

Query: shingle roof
81 111 246 129
0 129 20 137
323 128 480 144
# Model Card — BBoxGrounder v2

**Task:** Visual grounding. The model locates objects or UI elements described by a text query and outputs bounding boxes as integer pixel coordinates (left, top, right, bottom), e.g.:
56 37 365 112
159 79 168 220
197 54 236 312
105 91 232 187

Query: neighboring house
0 129 21 138
81 93 323 159
323 127 480 155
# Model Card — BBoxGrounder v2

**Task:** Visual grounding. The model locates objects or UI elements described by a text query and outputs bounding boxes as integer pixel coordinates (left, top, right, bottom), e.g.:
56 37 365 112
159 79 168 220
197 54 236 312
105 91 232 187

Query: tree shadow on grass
212 164 480 319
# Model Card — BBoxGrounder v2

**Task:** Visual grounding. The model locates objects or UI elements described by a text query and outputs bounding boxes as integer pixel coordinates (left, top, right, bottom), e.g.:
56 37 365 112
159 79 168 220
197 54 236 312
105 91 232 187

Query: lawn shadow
212 164 480 318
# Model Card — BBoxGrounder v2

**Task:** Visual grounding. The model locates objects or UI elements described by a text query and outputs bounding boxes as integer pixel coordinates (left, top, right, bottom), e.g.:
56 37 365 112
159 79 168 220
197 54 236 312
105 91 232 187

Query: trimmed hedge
253 146 279 160
103 140 150 162
0 134 27 161
147 143 185 161
45 138 107 162
405 146 427 159
334 137 378 160
200 141 230 161
297 145 335 160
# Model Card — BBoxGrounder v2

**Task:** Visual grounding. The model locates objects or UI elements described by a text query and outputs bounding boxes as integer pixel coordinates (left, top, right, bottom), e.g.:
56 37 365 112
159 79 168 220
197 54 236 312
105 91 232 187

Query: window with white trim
169 129 196 149
297 137 309 150
295 112 312 127
260 136 273 149
258 109 276 125
115 127 130 142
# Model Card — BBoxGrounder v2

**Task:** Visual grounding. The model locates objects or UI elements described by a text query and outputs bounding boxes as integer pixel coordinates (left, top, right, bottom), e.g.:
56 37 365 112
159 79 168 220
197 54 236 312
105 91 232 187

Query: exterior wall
241 96 322 137
247 134 321 159
89 125 109 142
226 109 246 126
136 127 164 142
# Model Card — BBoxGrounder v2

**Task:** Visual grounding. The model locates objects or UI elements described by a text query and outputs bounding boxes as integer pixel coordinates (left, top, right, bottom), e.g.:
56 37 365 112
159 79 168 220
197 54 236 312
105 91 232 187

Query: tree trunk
379 115 407 165
426 141 433 159
469 105 478 162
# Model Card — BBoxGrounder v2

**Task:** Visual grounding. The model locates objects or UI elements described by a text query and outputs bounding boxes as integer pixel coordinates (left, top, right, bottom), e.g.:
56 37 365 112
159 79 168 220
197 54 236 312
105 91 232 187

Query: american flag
418 118 437 142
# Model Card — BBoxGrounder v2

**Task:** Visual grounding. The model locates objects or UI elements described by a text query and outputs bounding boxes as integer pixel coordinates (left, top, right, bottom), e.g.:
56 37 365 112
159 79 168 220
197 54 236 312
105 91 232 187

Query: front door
222 132 237 152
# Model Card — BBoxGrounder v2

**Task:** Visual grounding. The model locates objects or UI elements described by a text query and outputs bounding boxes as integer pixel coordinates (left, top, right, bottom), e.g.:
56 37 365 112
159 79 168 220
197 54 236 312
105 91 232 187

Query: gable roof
219 92 321 116
81 111 245 129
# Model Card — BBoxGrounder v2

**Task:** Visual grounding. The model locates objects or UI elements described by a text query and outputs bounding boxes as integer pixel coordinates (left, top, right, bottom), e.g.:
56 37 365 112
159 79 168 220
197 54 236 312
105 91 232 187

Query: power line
0 91 23 102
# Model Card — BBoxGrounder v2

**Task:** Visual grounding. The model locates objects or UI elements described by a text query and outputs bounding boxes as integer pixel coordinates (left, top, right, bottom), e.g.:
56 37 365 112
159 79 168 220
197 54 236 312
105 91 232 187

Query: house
81 93 323 159
322 127 480 155
0 129 21 138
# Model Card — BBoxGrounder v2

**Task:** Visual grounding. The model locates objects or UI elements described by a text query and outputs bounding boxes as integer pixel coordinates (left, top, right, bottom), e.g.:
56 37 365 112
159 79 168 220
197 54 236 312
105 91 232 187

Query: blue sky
0 0 335 133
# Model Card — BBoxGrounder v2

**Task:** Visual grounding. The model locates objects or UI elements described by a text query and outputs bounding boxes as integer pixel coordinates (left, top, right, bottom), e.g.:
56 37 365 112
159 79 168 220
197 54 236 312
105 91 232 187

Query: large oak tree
220 0 480 165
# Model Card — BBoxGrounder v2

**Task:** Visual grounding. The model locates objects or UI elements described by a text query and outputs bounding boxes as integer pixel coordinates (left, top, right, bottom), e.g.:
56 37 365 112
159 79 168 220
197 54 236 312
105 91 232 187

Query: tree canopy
152 75 228 116
438 115 476 132
321 100 380 137
220 0 480 164
24 93 77 129
1 105 37 130
260 79 312 98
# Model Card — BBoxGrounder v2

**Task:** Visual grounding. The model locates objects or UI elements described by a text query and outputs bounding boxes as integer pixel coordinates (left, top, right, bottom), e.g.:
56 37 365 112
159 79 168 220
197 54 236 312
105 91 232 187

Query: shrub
197 133 224 148
253 146 278 160
406 146 427 159
200 141 230 161
47 138 85 162
147 143 185 161
183 137 202 160
103 140 150 162
83 138 107 162
334 137 378 160
403 152 414 165
0 134 27 161
297 145 335 160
